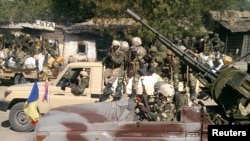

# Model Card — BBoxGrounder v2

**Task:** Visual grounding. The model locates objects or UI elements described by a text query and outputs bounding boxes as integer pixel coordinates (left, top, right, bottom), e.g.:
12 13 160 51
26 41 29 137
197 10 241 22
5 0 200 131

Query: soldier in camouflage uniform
101 40 126 101
126 46 144 96
153 82 176 121
144 46 164 76
211 33 225 54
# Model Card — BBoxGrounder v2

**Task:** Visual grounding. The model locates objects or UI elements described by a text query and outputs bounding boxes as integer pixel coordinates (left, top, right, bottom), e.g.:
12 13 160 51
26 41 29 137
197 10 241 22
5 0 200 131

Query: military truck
0 67 56 85
0 62 108 132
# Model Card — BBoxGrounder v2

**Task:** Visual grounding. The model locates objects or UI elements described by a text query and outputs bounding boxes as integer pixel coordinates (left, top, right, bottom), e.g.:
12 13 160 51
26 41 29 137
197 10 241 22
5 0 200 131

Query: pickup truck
30 99 213 141
0 67 56 85
0 61 108 132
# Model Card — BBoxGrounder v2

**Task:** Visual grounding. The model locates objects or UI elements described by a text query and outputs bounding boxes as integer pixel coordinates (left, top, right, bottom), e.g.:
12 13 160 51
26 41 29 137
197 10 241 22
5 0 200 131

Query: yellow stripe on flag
23 81 39 125
23 101 39 122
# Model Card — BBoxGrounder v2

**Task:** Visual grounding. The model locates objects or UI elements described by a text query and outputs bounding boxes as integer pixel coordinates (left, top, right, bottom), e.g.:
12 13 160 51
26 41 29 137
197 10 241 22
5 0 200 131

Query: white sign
34 20 55 31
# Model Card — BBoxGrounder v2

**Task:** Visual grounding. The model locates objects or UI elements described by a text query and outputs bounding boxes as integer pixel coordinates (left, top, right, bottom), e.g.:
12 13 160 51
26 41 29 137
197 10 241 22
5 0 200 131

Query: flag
42 79 49 102
23 81 39 126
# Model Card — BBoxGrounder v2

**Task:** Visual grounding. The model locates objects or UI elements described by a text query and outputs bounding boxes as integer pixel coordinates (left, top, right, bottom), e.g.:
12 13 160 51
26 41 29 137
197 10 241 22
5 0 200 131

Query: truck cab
0 62 105 132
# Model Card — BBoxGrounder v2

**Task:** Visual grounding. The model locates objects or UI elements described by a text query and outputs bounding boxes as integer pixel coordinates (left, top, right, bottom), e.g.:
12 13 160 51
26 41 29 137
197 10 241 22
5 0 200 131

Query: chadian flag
23 81 39 126
42 79 49 102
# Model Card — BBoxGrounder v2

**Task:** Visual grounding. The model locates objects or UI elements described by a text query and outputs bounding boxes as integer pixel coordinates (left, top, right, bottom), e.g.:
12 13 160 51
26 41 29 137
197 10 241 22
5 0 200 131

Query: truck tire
9 102 34 132
14 75 27 85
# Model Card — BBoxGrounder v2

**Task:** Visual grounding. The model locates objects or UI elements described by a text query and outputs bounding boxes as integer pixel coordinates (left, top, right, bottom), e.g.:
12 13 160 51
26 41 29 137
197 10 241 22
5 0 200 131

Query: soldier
100 40 125 101
203 35 213 55
131 37 147 58
126 46 148 98
145 46 164 76
71 69 89 96
153 82 176 121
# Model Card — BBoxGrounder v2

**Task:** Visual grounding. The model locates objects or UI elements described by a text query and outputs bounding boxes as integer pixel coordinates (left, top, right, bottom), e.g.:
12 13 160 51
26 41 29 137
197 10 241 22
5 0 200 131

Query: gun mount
126 9 250 124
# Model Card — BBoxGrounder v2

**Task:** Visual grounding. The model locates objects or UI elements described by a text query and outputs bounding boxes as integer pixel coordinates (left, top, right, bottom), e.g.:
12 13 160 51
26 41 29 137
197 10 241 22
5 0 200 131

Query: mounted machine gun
126 9 250 124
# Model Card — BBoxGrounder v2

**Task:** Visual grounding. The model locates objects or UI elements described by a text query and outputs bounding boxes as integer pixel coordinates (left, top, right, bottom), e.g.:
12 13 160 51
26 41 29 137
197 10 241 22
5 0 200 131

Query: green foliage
0 0 51 23
0 0 248 43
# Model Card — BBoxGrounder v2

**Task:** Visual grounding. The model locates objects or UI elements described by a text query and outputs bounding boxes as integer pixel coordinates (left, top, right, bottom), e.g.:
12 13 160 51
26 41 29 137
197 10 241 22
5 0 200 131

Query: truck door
48 67 92 109
116 121 186 141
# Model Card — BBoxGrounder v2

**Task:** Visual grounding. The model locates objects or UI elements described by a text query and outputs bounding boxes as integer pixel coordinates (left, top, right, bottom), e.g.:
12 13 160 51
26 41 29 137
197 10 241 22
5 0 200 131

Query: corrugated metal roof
210 10 250 33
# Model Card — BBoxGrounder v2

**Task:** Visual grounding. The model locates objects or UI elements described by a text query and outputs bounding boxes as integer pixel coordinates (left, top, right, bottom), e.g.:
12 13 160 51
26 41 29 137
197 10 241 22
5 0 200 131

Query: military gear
132 37 142 46
112 40 120 47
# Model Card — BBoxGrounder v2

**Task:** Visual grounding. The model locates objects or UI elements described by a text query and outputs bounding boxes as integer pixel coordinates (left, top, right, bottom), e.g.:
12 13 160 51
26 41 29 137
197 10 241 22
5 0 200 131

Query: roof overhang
210 10 250 33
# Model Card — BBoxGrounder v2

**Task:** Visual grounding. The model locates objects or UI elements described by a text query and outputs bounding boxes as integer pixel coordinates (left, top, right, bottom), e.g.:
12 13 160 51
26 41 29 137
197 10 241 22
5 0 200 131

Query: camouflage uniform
101 40 126 101
204 35 214 55
153 82 176 121
127 46 145 96
71 70 89 96
146 46 164 76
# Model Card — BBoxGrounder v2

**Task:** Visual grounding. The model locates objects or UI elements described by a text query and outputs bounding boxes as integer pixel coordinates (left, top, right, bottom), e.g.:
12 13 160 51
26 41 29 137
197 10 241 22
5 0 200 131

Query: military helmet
149 46 157 53
111 40 120 47
132 37 142 46
120 41 129 52
214 33 219 37
0 34 3 38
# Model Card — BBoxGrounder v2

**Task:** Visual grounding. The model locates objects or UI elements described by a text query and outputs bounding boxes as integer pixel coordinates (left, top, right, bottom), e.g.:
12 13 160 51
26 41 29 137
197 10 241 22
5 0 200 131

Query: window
78 42 86 54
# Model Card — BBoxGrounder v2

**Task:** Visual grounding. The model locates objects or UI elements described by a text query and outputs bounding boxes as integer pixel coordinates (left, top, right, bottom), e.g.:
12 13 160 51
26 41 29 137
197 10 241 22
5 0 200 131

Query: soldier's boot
99 83 113 102
112 85 122 101
189 87 196 101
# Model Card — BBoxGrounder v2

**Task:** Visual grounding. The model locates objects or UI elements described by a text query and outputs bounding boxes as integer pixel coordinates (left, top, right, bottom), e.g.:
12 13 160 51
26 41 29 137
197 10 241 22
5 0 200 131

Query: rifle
138 79 153 121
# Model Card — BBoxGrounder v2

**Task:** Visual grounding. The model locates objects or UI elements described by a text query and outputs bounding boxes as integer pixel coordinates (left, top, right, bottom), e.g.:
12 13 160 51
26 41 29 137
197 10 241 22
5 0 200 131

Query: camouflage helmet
111 40 120 47
132 37 142 46
149 46 157 53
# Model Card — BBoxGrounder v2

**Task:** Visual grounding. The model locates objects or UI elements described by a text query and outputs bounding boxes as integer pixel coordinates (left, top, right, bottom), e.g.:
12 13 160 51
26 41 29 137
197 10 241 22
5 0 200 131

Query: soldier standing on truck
129 37 147 97
100 40 126 101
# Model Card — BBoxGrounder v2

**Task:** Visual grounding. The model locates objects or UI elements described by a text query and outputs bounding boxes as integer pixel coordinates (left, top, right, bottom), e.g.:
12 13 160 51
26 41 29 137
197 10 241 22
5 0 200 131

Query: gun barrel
126 9 217 84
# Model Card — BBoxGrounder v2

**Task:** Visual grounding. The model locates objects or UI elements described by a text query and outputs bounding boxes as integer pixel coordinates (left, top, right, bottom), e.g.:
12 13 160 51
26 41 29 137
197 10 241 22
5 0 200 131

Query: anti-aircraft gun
126 9 250 125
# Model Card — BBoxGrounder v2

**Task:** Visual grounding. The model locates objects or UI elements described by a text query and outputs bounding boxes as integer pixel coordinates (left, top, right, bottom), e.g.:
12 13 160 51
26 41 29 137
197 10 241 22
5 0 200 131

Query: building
0 18 136 63
209 10 250 62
